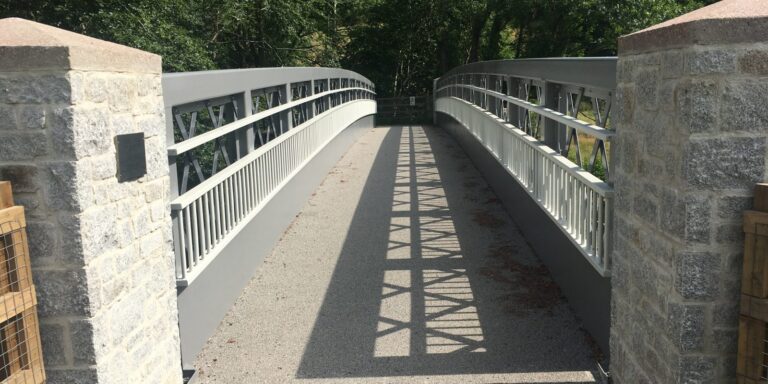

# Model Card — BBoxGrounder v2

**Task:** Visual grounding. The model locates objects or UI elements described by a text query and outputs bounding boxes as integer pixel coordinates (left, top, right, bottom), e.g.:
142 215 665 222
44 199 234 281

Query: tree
0 0 716 95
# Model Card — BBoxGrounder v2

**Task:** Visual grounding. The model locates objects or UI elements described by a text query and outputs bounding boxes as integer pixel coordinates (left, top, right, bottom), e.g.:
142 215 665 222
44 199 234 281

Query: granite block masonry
0 18 182 383
611 0 768 382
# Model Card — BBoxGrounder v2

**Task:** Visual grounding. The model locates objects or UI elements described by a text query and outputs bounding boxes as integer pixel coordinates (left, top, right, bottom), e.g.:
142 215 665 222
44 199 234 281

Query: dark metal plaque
115 133 146 182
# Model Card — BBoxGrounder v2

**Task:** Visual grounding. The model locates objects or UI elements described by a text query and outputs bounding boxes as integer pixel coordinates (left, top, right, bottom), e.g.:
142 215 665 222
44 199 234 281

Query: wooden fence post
738 183 768 383
0 181 45 383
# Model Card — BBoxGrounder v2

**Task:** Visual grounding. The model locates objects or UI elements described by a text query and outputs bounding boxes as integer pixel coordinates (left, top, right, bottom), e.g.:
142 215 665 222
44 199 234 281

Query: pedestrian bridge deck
192 125 600 383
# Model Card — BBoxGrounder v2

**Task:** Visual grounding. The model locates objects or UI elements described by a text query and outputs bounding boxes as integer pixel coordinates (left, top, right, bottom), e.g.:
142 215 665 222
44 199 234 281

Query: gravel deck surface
193 125 600 383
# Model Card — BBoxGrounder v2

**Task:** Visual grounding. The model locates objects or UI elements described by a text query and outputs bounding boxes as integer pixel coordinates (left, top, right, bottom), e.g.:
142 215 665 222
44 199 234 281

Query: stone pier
0 18 182 383
611 1 768 382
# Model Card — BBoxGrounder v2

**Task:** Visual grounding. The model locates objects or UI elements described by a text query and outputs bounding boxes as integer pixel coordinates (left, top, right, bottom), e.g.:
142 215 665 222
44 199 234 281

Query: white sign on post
409 96 416 106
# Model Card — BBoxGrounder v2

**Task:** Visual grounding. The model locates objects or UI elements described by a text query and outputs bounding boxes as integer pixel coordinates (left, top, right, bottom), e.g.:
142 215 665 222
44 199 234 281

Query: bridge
0 1 766 383
163 59 615 384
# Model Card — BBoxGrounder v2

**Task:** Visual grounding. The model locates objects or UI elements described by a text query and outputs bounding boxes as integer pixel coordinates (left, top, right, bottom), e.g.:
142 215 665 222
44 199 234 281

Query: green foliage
0 0 216 71
0 0 715 95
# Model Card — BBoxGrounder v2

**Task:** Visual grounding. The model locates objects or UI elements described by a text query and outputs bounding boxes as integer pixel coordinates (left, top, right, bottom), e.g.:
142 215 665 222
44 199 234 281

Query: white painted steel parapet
172 100 376 285
436 97 612 276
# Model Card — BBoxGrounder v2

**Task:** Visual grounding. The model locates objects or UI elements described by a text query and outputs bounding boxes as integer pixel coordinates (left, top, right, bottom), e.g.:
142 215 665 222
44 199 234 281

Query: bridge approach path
193 125 601 383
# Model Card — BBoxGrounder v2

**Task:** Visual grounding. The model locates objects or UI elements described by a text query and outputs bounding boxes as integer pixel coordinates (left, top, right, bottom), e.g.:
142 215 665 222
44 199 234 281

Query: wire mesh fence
738 184 768 384
0 182 44 384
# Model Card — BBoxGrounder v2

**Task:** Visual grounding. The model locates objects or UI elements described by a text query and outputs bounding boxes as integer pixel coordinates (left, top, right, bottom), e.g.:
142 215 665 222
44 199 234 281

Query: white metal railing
164 68 376 285
167 86 372 157
172 99 375 284
434 59 616 276
436 97 612 276
449 84 613 141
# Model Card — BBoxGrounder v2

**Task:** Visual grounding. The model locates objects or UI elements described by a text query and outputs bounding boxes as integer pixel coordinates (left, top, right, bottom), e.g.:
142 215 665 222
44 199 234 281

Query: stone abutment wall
0 18 182 383
611 0 768 382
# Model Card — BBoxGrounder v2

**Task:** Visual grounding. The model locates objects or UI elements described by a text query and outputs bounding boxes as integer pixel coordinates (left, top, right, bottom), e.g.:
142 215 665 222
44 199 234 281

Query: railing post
542 82 562 151
282 83 293 132
507 77 520 126
308 80 316 120
235 91 255 156
166 106 185 282
166 107 180 199
610 2 768 382
469 74 475 104
557 87 569 156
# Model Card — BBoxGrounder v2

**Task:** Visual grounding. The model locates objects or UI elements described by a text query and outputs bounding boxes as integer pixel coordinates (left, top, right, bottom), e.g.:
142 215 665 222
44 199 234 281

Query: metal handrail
434 58 616 276
163 67 376 285
164 67 374 108
173 100 375 284
437 84 614 141
167 86 373 156
436 57 617 91
170 99 372 209
435 57 616 180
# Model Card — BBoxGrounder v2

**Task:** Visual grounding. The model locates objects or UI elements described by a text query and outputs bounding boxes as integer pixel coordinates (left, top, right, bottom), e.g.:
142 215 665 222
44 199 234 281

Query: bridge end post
0 18 182 383
611 1 768 382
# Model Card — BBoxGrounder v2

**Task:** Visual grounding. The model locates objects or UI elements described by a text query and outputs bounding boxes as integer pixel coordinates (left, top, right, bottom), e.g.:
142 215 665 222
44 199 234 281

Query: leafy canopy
0 0 714 96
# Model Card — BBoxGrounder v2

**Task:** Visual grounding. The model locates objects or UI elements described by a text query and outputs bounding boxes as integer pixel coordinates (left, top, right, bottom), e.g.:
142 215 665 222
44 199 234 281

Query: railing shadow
296 125 598 381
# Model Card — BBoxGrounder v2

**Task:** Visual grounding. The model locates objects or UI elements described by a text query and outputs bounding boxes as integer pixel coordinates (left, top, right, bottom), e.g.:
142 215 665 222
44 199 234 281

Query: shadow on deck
294 125 600 382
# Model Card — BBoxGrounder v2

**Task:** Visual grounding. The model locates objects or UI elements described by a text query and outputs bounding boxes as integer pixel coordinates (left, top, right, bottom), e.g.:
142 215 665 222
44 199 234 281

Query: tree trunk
468 10 489 63
514 21 526 58
484 13 505 60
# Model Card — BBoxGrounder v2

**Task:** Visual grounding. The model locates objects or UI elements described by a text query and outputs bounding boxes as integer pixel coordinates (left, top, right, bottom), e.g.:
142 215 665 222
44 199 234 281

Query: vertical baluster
573 181 579 240
555 166 561 219
592 191 598 257
247 164 252 212
238 169 245 217
260 149 267 198
253 157 260 205
584 187 590 249
569 176 576 234
292 136 297 170
604 199 612 270
548 160 553 209
236 172 243 220
220 179 227 234
586 186 592 247
189 202 199 265
214 185 221 242
225 176 233 231
577 183 583 242
281 143 287 181
544 158 556 211
279 142 284 186
597 195 605 262
243 164 251 212
266 147 272 195
219 178 227 233
275 142 285 182
232 171 239 220
249 162 256 210
559 168 565 220
177 209 187 278
183 207 194 268
287 138 293 173
268 148 275 193
273 146 279 192
587 189 594 252
535 151 540 199
581 184 587 244
202 192 210 255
